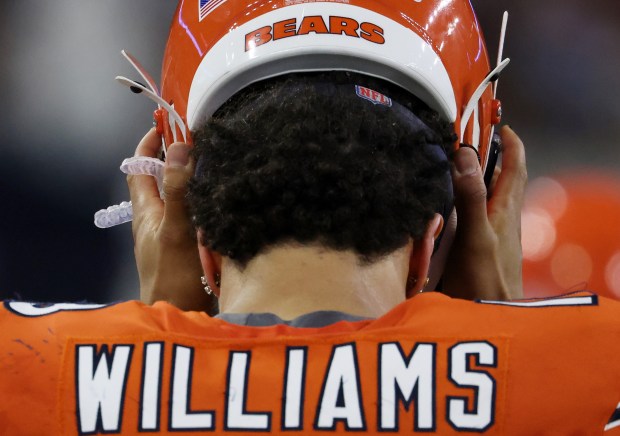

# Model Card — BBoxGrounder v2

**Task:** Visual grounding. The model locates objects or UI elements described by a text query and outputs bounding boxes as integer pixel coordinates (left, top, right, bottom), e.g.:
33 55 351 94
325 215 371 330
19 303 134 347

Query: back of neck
217 244 409 320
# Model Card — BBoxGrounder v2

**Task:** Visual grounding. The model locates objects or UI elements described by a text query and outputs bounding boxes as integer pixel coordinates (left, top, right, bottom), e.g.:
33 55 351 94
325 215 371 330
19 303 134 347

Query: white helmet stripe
187 3 456 130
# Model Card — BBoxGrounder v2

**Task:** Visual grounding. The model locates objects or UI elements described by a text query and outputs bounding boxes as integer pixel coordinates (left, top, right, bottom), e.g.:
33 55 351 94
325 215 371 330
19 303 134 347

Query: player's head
188 71 455 265
159 0 502 269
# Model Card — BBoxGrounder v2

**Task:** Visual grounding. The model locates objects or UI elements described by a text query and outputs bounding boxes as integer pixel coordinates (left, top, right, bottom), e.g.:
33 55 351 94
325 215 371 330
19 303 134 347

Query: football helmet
105 0 510 289
522 172 620 301
151 0 507 171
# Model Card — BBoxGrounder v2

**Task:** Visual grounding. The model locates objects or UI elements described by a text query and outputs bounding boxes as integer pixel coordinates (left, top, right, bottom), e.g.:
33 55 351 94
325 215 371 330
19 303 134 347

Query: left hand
127 128 216 313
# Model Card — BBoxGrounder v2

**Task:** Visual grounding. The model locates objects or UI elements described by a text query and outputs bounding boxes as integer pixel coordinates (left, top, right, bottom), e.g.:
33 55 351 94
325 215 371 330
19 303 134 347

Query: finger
161 142 195 234
489 126 527 213
134 127 162 158
486 166 502 198
451 145 489 228
128 129 164 228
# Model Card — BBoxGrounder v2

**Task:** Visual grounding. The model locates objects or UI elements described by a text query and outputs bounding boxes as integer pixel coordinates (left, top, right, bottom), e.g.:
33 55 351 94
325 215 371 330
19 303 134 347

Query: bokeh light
522 172 620 300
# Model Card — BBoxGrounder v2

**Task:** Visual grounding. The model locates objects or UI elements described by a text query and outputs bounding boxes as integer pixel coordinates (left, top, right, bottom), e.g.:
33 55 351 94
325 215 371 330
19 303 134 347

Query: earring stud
419 277 430 293
407 276 430 293
200 275 213 295
201 274 221 295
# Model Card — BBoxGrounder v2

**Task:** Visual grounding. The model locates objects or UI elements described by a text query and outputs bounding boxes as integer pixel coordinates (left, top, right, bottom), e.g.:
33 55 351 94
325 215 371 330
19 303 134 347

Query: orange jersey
1 291 620 435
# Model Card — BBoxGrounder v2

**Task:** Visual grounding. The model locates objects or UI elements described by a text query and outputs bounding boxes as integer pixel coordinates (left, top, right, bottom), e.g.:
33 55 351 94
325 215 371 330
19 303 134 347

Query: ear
406 214 444 297
197 230 222 297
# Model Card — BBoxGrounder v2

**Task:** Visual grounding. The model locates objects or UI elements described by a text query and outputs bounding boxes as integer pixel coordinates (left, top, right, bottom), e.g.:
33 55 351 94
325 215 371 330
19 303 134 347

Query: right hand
442 126 527 301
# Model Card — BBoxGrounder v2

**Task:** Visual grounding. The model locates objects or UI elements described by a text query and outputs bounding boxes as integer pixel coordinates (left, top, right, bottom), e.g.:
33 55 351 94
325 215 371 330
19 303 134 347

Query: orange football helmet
149 0 507 174
522 172 620 301
109 0 509 286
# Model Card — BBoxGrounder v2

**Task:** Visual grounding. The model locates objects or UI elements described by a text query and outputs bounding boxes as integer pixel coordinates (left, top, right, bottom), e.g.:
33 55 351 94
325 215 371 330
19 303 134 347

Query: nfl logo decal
199 0 227 21
355 85 393 107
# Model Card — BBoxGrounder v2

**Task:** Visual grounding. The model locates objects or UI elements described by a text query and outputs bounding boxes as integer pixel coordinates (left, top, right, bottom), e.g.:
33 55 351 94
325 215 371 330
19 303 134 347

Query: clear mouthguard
94 157 165 228
94 201 134 228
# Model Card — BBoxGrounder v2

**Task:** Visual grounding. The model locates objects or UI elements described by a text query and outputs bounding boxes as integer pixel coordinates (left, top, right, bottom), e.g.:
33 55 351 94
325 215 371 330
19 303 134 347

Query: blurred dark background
0 1 618 302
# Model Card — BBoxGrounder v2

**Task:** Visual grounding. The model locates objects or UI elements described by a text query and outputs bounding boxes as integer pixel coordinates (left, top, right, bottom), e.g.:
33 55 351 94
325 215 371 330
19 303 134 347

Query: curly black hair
188 72 456 266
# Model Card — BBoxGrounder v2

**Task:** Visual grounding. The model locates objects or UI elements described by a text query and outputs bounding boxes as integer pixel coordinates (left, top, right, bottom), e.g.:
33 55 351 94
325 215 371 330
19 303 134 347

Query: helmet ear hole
491 99 503 125
483 134 502 189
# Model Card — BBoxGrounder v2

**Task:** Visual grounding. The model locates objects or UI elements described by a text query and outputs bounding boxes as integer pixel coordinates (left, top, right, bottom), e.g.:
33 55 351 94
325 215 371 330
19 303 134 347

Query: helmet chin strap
459 58 510 145
95 51 189 228
114 77 187 144
494 12 509 100
116 50 188 145
460 11 510 148
121 50 160 97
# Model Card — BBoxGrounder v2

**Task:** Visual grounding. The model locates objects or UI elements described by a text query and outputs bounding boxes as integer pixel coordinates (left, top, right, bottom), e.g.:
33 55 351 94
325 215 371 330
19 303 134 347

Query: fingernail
167 144 191 168
453 148 478 176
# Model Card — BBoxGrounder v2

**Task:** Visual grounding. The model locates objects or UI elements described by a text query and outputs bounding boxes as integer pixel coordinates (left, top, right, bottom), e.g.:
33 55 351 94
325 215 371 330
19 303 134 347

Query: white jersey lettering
225 351 271 430
169 345 215 430
8 301 108 317
379 342 436 431
70 340 499 432
315 343 366 430
448 341 497 431
282 347 308 429
139 342 163 431
76 344 133 434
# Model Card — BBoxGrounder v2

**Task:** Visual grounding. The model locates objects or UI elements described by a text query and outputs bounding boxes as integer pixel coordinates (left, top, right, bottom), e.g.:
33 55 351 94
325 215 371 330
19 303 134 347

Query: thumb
451 146 488 228
162 143 194 228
